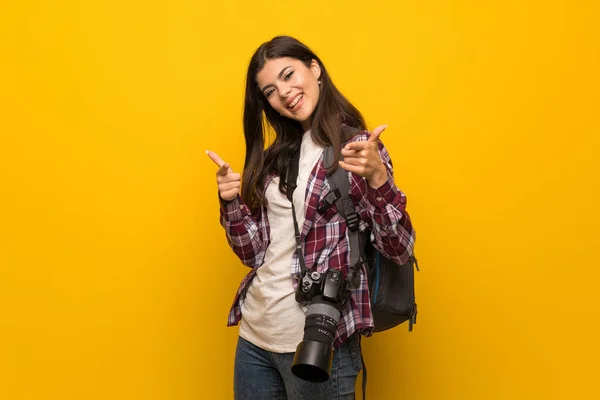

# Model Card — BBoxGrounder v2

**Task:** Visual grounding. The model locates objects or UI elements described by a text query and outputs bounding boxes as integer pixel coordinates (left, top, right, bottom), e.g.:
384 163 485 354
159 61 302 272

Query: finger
341 147 367 158
221 189 239 201
206 150 225 166
368 124 388 142
217 162 231 176
339 160 365 176
219 181 241 192
340 157 367 167
207 150 232 176
343 141 369 152
217 172 241 184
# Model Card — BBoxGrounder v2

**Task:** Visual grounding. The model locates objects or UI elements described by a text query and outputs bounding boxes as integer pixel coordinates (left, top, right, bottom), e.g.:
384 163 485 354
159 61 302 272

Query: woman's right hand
206 150 241 201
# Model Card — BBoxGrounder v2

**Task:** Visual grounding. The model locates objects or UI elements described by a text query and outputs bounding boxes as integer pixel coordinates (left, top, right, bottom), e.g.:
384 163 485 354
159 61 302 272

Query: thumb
218 162 231 176
368 124 388 142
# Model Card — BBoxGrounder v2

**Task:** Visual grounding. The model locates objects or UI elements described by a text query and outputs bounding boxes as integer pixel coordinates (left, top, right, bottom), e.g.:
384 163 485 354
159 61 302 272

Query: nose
279 83 292 99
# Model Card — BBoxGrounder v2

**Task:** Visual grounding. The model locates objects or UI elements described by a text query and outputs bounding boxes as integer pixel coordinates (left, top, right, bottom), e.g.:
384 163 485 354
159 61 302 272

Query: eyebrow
260 66 293 93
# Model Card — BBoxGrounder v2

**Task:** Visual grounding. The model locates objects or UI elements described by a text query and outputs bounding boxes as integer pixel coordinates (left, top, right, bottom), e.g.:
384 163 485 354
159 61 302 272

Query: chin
294 109 313 123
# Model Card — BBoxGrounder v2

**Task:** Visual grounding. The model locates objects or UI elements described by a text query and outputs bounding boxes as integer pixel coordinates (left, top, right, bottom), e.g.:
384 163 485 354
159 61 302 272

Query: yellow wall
1 1 598 399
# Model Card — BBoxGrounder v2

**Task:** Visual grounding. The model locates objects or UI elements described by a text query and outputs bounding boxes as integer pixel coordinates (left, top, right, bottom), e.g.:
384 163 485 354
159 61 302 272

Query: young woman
207 36 415 399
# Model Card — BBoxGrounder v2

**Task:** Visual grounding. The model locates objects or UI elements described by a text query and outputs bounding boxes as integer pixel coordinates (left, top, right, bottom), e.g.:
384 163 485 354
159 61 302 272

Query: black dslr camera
294 269 347 305
291 268 350 383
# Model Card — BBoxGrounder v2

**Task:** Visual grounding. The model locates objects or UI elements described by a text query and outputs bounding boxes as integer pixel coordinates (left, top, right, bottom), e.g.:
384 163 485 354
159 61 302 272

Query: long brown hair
242 36 365 211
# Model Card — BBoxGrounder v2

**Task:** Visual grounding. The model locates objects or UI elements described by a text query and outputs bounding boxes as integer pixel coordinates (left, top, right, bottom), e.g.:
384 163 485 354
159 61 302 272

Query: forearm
219 195 266 268
356 174 416 264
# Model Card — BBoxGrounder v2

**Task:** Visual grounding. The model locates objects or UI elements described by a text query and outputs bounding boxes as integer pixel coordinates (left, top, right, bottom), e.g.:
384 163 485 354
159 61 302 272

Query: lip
286 94 304 113
285 93 303 108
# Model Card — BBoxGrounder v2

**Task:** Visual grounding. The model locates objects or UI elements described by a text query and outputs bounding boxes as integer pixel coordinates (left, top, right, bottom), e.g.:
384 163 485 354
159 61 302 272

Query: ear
309 59 322 81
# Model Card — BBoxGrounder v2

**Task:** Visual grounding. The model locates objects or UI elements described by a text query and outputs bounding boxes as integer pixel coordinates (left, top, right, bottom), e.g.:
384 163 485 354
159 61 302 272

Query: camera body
294 268 348 305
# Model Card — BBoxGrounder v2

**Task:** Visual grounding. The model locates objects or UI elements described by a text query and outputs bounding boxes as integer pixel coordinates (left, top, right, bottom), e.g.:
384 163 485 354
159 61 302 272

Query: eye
284 71 294 80
264 88 275 97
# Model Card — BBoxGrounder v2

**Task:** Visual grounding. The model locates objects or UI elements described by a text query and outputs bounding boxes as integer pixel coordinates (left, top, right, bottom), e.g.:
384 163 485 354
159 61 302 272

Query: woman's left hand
339 124 389 189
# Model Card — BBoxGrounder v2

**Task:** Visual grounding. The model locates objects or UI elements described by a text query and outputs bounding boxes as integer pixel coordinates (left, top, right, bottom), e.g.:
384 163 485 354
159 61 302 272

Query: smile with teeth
287 94 303 109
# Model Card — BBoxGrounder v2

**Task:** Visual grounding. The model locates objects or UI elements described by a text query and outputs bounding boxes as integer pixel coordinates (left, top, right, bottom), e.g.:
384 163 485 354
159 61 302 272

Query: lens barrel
291 296 341 382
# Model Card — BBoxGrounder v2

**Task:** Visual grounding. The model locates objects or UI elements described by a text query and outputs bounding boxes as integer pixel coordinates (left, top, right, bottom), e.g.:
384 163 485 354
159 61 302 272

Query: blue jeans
234 334 363 400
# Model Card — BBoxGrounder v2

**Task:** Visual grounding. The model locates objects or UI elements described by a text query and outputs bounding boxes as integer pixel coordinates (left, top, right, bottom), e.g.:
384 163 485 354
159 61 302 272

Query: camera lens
291 295 341 382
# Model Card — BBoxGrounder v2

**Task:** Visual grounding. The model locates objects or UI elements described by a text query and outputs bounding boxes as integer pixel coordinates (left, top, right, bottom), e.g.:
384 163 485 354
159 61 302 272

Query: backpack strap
322 145 364 289
323 136 370 400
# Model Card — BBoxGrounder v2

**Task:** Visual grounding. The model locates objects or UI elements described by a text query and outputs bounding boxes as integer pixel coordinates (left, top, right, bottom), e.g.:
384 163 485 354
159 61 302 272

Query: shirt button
239 205 244 210
376 197 383 202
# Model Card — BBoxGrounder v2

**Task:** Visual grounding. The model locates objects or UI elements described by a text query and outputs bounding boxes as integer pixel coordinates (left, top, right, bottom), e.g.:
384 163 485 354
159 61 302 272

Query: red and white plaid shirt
219 131 416 347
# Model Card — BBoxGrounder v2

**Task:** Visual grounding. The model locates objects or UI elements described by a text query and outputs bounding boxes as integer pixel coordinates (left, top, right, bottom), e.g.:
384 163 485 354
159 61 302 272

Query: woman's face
256 57 321 130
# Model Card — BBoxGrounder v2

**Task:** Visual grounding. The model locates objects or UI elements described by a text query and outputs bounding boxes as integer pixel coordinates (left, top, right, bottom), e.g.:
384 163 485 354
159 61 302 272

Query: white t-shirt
239 129 324 353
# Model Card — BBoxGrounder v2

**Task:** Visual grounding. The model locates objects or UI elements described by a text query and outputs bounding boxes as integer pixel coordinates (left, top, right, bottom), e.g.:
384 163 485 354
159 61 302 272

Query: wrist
367 166 388 189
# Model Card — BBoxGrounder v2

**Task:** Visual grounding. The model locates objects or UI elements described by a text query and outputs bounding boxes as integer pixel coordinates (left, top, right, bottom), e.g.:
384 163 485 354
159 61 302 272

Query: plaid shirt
219 131 416 347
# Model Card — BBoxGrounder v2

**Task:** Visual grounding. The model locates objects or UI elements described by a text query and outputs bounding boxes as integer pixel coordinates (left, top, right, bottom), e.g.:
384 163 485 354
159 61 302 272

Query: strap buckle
341 199 359 231
317 188 341 213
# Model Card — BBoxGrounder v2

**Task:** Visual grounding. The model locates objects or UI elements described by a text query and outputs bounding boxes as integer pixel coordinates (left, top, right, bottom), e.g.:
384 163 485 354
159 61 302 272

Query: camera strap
285 149 308 278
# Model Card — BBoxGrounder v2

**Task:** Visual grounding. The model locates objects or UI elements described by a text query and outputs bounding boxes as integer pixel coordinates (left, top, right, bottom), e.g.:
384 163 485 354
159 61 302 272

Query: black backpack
322 144 420 333
322 142 419 400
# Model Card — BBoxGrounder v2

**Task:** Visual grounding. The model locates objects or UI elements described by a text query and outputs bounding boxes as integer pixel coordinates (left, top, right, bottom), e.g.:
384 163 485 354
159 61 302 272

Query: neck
301 118 312 131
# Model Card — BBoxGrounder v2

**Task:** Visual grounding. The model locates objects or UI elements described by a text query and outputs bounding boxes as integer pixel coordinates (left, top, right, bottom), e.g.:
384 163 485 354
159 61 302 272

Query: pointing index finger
206 150 231 175
206 150 225 167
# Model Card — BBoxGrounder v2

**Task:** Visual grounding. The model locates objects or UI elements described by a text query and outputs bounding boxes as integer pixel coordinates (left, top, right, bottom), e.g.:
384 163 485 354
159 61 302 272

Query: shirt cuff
219 195 250 222
366 178 401 208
